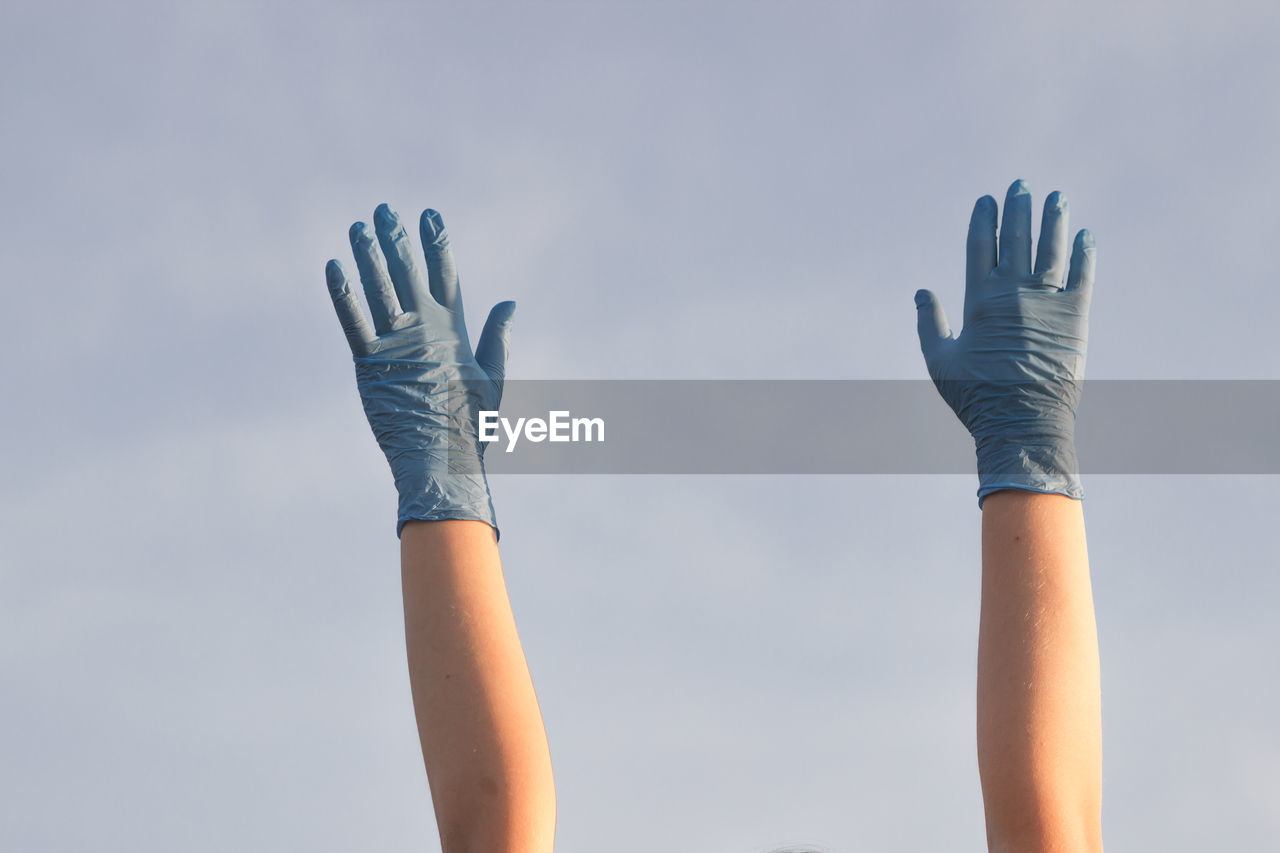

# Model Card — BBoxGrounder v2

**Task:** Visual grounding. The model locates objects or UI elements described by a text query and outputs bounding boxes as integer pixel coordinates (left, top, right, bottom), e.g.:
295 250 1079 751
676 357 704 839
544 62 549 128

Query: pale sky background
3 1 1279 850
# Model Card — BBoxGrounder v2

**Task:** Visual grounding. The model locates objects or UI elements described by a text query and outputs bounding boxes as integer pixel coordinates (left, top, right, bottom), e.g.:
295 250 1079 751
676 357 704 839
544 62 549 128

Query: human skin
978 490 1102 853
399 519 557 853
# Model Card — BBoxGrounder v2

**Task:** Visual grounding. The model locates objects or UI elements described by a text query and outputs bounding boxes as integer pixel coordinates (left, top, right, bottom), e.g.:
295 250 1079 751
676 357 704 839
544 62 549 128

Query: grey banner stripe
468 380 1280 474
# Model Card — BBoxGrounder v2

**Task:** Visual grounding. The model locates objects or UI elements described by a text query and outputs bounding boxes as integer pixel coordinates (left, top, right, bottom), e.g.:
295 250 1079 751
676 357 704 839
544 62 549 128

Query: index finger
965 194 998 322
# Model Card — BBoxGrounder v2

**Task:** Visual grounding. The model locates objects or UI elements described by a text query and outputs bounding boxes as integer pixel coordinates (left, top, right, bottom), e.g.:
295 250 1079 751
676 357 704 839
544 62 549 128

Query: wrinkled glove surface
326 204 514 537
915 180 1096 505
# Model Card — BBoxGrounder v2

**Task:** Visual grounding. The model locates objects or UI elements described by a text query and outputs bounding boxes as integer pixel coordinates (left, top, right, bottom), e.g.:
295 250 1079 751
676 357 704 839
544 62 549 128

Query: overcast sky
3 2 1278 850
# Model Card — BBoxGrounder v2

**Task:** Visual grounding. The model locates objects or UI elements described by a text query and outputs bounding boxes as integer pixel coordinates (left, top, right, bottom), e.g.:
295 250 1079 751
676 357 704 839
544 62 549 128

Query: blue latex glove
325 204 515 537
914 180 1096 505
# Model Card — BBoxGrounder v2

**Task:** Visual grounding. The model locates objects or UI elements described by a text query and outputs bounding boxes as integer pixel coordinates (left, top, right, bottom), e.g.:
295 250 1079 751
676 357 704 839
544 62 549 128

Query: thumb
475 300 517 386
914 289 952 355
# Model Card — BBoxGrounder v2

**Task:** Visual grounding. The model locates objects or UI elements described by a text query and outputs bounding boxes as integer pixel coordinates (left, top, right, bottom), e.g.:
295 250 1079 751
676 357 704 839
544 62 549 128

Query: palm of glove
353 344 498 472
924 276 1090 441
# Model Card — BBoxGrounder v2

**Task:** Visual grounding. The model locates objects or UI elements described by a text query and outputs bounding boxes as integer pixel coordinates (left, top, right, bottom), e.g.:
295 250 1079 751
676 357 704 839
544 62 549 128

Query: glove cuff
974 428 1083 506
394 466 498 539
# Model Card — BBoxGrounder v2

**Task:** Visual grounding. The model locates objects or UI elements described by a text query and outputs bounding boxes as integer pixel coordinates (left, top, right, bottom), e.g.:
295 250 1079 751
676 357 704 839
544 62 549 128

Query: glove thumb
914 289 952 357
475 301 517 391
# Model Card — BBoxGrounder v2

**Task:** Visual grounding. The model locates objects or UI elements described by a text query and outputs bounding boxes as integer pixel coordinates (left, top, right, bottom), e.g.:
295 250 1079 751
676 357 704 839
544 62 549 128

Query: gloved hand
325 204 515 537
914 180 1095 505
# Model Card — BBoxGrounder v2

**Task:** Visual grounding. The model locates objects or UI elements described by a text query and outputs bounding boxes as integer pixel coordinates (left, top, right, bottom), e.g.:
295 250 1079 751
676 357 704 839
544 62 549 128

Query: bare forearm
977 492 1102 853
400 521 556 853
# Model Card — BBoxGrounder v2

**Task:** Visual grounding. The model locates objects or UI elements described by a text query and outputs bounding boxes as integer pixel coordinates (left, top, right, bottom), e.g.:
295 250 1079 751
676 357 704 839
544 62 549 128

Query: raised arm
978 492 1100 853
401 520 556 853
916 181 1102 853
325 205 555 853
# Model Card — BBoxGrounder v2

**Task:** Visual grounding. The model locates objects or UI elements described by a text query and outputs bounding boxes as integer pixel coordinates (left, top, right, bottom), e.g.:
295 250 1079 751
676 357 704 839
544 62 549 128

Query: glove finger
1064 229 1096 296
420 209 463 312
997 179 1033 278
475 301 517 386
374 203 428 314
964 194 997 322
915 289 952 358
326 259 375 357
349 221 403 334
1033 191 1070 286
966 194 997 286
